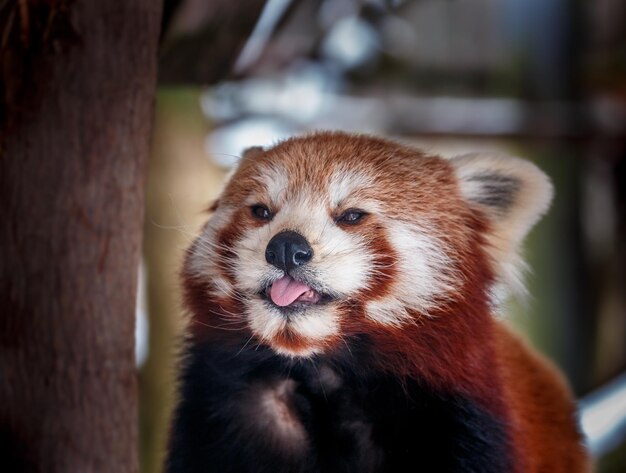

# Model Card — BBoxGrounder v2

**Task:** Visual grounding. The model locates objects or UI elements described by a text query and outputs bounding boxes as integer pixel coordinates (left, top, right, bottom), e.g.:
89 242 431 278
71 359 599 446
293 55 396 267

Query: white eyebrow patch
328 170 374 206
251 165 289 206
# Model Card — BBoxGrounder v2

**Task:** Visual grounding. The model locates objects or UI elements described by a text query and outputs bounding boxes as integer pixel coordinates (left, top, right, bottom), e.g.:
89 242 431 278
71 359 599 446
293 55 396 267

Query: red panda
166 132 591 472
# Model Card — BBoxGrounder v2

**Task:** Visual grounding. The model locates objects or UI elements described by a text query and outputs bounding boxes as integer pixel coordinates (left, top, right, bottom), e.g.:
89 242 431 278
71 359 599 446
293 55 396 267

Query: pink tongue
270 276 312 307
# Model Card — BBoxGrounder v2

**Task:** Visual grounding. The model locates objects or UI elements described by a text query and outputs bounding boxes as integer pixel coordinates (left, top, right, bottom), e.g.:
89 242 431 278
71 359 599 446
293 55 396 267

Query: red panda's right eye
336 209 367 225
251 204 272 221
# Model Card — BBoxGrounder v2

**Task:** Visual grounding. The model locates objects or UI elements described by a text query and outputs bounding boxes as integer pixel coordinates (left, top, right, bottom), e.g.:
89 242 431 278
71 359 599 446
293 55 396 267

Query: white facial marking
246 298 288 342
289 306 340 340
328 170 374 206
210 275 235 298
252 165 290 207
366 220 456 325
185 206 236 288
366 298 413 328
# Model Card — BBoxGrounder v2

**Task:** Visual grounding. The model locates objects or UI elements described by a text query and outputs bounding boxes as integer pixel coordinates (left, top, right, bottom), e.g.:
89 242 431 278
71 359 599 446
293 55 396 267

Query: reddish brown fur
357 223 399 301
495 324 590 472
270 328 337 356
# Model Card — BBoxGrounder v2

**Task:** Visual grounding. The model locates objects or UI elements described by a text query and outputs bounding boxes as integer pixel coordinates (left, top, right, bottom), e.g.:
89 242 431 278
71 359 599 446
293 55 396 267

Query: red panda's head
183 132 552 359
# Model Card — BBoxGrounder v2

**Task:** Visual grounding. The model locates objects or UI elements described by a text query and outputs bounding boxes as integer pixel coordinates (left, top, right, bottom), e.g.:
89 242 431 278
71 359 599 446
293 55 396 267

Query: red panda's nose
265 231 313 272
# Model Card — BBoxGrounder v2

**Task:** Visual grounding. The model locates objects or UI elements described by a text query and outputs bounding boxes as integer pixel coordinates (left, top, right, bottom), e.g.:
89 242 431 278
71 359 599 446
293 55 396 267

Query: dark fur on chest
166 339 512 473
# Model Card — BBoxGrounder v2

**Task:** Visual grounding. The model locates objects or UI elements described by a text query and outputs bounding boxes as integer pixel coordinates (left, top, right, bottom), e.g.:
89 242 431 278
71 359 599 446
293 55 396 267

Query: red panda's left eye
251 204 272 220
337 209 367 225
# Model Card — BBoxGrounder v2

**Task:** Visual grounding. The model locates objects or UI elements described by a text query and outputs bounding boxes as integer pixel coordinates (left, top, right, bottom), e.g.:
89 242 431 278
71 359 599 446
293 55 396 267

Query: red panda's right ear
451 153 553 245
450 153 553 296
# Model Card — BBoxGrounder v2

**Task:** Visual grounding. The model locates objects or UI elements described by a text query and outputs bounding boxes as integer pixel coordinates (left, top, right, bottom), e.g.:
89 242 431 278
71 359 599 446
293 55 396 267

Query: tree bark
0 1 162 472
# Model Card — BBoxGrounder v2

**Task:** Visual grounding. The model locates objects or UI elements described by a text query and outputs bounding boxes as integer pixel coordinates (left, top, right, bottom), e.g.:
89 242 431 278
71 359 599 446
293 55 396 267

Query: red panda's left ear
241 146 264 161
219 145 265 189
450 153 553 295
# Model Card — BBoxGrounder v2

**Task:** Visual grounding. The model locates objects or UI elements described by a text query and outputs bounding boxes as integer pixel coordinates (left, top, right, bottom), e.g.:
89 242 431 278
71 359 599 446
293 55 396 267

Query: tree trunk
0 1 162 472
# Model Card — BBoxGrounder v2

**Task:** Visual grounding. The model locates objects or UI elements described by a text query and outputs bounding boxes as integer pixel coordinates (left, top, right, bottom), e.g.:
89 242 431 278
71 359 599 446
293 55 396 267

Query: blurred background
138 1 626 472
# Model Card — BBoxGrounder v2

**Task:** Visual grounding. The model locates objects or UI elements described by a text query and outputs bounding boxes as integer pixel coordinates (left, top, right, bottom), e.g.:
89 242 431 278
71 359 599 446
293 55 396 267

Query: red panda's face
185 133 552 358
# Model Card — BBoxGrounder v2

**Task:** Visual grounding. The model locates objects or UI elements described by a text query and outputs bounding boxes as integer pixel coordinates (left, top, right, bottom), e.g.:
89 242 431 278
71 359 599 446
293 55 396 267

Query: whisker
191 319 246 332
234 334 256 357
